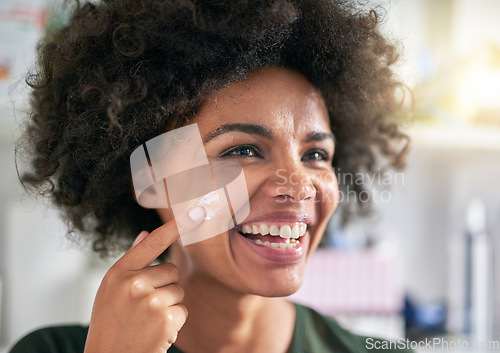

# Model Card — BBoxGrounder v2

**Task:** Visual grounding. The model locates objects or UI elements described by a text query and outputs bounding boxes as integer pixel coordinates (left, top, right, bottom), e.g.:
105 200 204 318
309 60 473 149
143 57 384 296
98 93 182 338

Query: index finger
115 205 206 270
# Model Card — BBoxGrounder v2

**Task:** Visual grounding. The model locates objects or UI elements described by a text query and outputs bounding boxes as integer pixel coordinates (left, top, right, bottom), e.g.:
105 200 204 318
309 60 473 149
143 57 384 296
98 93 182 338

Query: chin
257 286 302 298
246 264 306 298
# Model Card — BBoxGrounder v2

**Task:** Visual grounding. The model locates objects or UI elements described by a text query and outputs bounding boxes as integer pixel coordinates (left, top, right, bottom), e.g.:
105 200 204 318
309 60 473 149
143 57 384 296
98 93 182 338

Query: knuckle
158 306 186 331
146 294 162 310
166 311 174 323
164 309 178 326
126 277 147 298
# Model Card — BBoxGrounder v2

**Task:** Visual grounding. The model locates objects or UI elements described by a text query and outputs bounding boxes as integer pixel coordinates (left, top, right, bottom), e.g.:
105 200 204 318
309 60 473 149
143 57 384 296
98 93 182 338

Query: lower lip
232 229 308 264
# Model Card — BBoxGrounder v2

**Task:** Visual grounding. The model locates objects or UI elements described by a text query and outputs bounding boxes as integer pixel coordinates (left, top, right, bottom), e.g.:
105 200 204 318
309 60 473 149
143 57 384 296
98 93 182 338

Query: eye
302 149 330 162
220 145 262 158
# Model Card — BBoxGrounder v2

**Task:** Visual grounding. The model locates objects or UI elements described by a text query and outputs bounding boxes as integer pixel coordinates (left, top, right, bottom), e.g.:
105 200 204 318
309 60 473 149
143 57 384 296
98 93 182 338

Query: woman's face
158 67 339 297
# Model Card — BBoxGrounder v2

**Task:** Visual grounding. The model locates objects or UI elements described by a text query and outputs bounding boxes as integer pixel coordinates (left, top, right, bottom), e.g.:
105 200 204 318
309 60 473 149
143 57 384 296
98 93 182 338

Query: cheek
236 166 270 206
306 169 338 254
178 232 236 281
313 169 339 216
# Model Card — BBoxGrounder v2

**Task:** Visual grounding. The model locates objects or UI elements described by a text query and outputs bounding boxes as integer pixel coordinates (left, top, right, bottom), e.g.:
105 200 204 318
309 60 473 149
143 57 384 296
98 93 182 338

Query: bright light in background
454 46 500 122
377 0 500 127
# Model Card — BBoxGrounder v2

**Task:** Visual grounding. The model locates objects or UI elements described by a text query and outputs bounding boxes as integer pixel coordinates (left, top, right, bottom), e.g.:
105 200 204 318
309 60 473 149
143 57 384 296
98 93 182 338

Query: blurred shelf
407 124 500 151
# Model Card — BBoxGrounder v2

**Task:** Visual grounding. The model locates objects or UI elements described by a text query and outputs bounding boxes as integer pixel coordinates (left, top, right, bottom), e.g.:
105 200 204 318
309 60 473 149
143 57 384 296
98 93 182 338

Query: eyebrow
305 131 336 144
204 123 273 143
203 123 336 144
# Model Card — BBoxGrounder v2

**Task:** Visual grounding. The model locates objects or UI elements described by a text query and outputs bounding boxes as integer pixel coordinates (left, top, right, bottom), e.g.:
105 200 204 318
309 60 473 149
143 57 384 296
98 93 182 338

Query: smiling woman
12 0 410 352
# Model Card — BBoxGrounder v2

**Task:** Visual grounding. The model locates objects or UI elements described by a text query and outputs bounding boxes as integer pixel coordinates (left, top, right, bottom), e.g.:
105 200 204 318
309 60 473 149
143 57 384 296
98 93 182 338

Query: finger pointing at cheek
115 205 206 271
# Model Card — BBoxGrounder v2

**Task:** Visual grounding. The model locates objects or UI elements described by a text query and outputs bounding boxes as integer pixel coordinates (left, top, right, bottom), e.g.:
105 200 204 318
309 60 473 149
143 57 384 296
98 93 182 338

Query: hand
83 206 206 353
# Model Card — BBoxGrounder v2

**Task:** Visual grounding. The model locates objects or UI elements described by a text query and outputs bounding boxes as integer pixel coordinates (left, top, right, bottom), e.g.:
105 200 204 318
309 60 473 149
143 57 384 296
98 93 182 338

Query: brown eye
302 149 329 162
221 145 262 158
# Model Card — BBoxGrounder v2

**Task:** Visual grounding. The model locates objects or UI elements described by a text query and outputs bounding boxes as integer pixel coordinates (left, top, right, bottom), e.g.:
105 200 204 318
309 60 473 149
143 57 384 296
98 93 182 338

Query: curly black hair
17 0 409 257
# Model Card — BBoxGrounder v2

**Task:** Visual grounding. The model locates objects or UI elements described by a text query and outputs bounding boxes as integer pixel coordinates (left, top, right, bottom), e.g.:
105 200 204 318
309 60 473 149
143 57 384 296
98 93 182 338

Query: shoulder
9 325 89 353
293 303 413 353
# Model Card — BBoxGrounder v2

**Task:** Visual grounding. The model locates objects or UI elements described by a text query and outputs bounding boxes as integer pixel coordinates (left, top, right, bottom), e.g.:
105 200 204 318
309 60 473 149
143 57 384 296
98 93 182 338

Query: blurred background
1 0 499 352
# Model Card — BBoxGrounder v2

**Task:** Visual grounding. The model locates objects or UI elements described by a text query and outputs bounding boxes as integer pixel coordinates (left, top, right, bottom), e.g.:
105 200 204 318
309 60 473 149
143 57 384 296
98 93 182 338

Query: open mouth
237 222 307 250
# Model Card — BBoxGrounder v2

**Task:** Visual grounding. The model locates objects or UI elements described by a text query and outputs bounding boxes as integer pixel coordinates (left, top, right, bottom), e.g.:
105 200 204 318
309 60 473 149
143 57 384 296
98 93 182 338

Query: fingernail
132 230 148 247
188 205 206 221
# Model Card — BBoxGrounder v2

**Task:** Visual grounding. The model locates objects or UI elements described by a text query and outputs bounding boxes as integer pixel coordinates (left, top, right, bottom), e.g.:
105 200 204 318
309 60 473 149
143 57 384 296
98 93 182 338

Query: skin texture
84 67 339 353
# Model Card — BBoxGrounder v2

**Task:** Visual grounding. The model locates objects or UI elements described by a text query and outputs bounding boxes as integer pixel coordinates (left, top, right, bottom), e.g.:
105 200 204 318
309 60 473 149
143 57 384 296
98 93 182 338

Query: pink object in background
288 248 404 316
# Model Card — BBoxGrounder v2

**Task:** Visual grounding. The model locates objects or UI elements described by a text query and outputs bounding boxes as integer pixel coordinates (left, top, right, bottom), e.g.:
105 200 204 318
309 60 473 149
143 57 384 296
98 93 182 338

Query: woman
12 0 410 352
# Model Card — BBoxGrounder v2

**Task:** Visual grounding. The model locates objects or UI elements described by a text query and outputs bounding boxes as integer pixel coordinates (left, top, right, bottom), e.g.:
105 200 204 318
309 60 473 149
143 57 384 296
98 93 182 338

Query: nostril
263 169 317 200
276 187 316 202
275 194 292 203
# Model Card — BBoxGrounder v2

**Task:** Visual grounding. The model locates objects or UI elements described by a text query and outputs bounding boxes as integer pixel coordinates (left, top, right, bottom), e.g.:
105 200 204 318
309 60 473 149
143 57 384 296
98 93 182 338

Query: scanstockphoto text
366 337 500 351
275 168 405 204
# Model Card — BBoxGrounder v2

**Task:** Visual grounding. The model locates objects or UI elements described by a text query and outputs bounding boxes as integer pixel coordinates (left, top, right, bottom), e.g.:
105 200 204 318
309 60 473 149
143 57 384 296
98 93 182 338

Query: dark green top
9 303 412 352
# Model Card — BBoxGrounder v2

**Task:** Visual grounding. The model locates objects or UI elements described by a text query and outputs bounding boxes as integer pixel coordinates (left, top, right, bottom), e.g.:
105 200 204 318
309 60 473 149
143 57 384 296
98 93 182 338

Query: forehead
192 67 331 134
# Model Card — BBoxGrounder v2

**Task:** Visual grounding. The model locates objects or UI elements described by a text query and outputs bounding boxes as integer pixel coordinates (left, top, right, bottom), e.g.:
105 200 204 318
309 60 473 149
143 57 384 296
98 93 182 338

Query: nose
263 164 317 202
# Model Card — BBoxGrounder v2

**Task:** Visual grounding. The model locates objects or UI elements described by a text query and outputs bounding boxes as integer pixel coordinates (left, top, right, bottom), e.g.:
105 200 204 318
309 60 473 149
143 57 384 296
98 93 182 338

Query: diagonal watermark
130 123 250 245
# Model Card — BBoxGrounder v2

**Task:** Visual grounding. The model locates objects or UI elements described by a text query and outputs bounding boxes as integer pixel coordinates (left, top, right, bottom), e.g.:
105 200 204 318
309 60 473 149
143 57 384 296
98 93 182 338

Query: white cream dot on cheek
190 191 220 220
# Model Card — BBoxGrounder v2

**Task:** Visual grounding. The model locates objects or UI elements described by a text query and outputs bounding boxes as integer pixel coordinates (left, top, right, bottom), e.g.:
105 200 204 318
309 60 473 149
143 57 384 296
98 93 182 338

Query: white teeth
248 237 298 249
240 222 308 239
299 224 307 237
269 225 280 236
279 225 292 239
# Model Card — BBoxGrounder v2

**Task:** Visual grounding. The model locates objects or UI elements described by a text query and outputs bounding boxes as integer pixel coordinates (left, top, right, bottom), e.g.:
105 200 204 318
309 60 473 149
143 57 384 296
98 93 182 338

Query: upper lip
237 211 313 226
